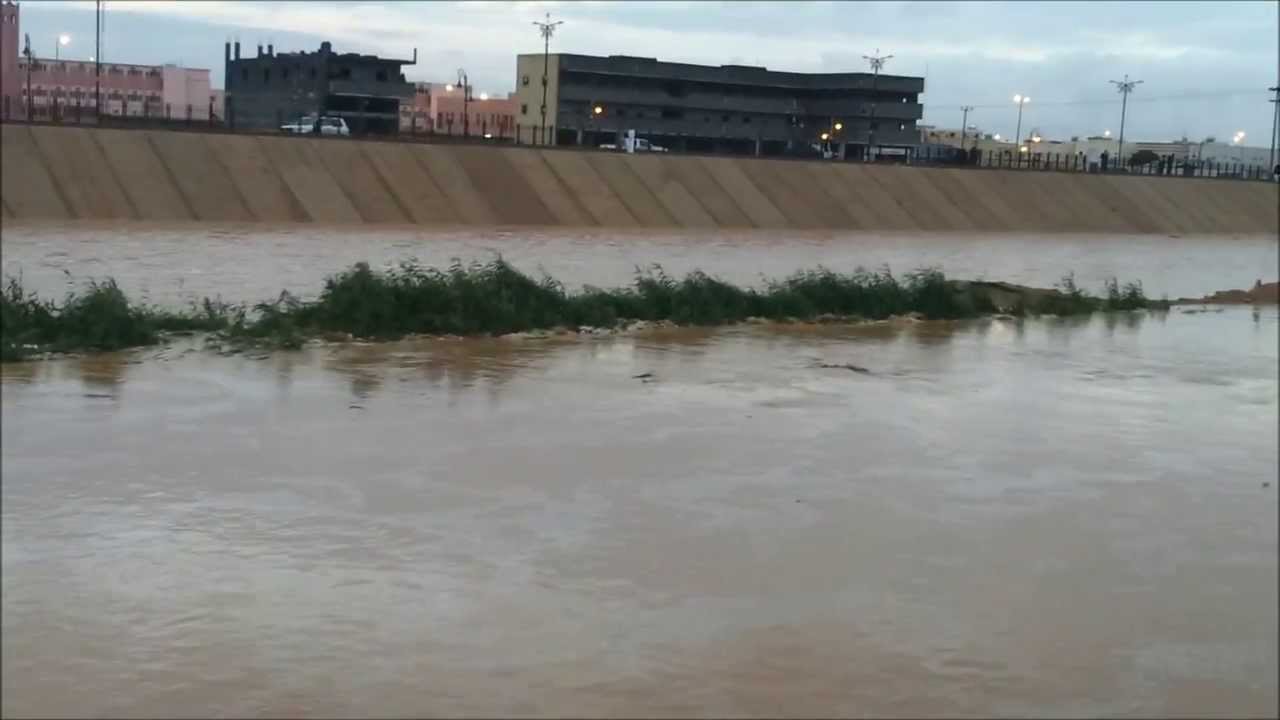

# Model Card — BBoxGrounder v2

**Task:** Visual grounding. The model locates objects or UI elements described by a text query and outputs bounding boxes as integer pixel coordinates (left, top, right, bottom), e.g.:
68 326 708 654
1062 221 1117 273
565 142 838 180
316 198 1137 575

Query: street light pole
95 0 101 123
23 33 31 121
1268 85 1278 171
960 105 974 148
1109 74 1142 170
1012 95 1029 163
456 69 470 138
861 49 892 160
533 12 563 146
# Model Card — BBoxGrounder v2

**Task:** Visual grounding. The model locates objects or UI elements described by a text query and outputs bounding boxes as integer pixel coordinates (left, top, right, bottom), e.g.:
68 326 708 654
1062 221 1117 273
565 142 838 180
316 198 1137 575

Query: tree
1128 149 1159 167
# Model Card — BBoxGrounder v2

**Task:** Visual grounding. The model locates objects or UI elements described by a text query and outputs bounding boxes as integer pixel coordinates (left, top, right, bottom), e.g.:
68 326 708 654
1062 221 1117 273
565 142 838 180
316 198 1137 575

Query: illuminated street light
821 132 830 141
833 121 843 131
445 83 454 92
993 133 1002 140
1012 94 1029 151
1109 74 1143 167
56 33 70 60
593 105 603 115
1031 134 1042 143
479 92 489 101
1019 145 1028 153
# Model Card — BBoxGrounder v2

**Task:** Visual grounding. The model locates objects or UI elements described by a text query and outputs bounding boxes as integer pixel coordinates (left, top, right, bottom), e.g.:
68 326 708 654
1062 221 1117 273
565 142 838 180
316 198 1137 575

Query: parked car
280 115 350 136
598 138 668 152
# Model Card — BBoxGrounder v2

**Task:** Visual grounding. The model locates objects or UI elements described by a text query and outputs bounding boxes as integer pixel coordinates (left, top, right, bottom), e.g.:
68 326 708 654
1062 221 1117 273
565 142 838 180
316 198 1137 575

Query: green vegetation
1 259 1162 361
0 276 229 362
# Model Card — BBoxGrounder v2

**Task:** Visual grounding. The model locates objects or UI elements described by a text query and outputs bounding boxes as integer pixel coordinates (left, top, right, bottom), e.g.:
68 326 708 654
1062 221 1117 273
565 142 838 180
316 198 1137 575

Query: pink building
0 1 219 122
400 81 517 139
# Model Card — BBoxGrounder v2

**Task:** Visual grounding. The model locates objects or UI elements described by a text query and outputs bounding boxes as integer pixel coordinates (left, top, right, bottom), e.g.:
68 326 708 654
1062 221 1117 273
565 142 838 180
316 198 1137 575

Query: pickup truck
280 115 351 136
599 138 668 153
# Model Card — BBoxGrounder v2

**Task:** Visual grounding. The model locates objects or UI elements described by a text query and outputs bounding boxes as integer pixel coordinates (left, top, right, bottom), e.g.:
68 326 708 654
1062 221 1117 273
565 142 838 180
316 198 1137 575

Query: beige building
400 81 517 139
513 54 560 144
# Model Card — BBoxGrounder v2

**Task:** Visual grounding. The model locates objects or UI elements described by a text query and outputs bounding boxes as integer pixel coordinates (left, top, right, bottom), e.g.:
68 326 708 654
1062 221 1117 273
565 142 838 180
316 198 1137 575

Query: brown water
2 226 1278 718
1 223 1277 305
2 309 1277 718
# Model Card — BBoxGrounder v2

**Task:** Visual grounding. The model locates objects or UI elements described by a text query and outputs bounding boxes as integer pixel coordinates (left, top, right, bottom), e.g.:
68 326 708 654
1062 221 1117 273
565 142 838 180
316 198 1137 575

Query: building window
617 108 627 117
520 103 527 115
376 69 388 82
282 68 290 80
263 68 270 83
310 67 317 80
721 114 729 122
742 116 751 124
241 68 248 82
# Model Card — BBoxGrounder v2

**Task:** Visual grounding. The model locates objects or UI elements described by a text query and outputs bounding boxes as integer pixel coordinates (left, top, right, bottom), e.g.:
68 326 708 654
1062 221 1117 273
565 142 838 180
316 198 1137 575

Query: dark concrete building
513 53 924 157
224 40 416 134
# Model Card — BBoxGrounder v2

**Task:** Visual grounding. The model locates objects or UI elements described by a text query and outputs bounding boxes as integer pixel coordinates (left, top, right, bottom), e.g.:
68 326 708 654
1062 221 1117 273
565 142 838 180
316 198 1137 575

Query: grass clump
1 276 230 361
1 259 1161 361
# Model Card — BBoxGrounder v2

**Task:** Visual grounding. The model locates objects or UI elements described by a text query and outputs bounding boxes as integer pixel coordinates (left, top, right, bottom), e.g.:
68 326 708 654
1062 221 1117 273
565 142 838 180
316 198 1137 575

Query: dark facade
225 41 415 134
514 53 924 156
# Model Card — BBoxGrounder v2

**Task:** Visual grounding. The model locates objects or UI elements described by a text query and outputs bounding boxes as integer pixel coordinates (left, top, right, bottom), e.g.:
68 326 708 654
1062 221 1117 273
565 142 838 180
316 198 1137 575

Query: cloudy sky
16 0 1280 144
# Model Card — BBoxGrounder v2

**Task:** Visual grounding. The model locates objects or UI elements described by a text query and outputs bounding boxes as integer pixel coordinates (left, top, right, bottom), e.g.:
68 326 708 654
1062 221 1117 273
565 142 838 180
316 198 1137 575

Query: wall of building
160 65 212 120
3 124 1276 235
515 53 560 145
400 81 518 139
1 1 19 118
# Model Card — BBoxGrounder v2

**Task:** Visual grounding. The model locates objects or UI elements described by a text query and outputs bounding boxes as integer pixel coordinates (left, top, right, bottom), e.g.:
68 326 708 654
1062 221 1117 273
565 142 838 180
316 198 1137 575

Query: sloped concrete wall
4 124 1277 234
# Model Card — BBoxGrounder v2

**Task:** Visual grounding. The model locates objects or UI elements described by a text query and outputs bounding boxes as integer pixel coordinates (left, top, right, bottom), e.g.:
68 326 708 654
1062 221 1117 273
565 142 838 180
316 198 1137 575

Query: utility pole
95 0 101 123
1109 74 1142 169
23 33 31 121
862 48 892 159
533 12 563 146
456 69 470 138
960 105 974 148
1268 85 1278 171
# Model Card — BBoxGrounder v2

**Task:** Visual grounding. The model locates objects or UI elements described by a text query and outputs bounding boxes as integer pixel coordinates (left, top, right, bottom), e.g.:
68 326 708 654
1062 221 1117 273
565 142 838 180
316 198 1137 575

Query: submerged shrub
0 261 1157 360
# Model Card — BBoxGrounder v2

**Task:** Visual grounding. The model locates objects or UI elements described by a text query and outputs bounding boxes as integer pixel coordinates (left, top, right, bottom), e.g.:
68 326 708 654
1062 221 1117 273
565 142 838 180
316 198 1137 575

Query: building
1 1 18 116
400 81 517 139
225 40 415 134
512 53 924 156
1 1 217 122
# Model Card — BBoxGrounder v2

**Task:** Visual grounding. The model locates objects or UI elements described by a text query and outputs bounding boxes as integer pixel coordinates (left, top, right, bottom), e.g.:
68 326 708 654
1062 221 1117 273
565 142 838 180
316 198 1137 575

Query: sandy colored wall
3 124 1277 234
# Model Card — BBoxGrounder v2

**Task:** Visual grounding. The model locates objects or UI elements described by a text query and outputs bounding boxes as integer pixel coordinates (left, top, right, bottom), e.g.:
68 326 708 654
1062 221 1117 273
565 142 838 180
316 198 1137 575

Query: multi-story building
400 81 517 139
1 1 218 122
512 52 924 156
224 40 415 134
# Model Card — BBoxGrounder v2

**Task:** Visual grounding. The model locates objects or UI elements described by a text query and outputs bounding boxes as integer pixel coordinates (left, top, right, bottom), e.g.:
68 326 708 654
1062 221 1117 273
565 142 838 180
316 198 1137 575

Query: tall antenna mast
532 12 564 146
1108 74 1143 167
862 49 893 157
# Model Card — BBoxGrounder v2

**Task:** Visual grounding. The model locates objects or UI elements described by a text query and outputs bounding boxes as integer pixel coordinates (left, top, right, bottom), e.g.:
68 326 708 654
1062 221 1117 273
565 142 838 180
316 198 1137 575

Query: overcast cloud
15 0 1280 144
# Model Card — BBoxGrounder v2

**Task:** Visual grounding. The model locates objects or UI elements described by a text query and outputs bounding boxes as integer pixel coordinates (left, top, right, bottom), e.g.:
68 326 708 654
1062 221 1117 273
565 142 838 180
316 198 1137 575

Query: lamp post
861 49 892 159
23 33 32 121
533 12 563 146
960 105 974 148
455 68 470 138
1012 94 1029 164
56 33 69 60
1268 85 1278 172
1108 74 1142 170
95 0 101 123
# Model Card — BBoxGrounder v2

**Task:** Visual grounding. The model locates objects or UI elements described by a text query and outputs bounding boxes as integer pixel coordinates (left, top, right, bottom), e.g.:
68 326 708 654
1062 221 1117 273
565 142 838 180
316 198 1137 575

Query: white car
598 138 668 152
280 115 350 136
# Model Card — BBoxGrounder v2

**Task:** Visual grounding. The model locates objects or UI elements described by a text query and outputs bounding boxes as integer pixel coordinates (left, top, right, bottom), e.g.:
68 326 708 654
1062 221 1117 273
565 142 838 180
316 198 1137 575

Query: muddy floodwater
1 223 1277 305
2 225 1278 717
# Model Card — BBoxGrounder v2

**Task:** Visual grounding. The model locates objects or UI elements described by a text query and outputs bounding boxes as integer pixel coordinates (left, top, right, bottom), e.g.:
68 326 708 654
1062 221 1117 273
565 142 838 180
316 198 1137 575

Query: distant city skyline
13 0 1280 146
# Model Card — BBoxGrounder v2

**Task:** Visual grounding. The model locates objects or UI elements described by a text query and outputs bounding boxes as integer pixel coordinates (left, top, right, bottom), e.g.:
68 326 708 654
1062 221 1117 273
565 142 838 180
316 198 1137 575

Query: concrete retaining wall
3 124 1276 234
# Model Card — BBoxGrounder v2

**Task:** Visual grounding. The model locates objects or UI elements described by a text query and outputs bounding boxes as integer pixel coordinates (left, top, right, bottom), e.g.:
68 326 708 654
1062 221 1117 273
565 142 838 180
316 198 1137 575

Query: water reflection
1 309 1276 718
75 353 130 396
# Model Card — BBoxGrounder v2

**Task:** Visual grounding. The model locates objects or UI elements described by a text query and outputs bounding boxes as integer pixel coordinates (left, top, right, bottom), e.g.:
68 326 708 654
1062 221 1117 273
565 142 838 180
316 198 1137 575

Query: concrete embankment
2 124 1276 234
